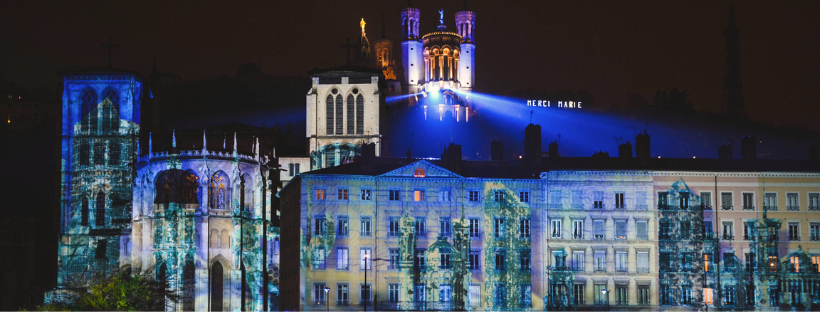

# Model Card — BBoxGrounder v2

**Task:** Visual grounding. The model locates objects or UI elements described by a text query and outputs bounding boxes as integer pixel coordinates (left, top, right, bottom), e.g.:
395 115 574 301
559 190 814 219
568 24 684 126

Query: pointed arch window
326 95 334 135
356 94 364 134
95 191 105 227
94 141 105 165
79 142 90 166
347 94 355 134
335 95 343 135
81 196 89 225
80 88 97 133
209 171 230 209
109 142 120 166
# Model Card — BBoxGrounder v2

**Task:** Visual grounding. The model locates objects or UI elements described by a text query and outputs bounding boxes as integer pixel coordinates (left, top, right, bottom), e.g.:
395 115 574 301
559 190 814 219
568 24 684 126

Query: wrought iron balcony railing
787 206 800 211
809 205 820 211
593 234 605 240
742 205 755 211
764 205 778 211
721 205 733 211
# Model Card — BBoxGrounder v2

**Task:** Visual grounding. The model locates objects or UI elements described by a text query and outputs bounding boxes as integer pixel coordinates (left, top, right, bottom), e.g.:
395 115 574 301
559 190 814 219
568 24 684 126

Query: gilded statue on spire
360 18 366 35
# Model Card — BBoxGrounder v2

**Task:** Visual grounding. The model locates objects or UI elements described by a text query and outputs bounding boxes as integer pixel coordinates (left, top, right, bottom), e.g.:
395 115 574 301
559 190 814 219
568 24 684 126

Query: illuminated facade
306 68 384 170
130 133 279 311
279 159 541 311
55 70 145 289
52 70 281 311
401 5 475 122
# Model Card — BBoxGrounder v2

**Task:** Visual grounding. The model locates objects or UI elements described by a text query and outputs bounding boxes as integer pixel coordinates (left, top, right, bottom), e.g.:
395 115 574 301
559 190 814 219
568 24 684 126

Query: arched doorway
211 262 224 311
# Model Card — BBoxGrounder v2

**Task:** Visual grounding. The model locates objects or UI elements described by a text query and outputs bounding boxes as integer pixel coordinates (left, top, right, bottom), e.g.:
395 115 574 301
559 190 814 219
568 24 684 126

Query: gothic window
241 173 252 212
81 196 89 225
80 88 96 133
209 171 230 209
79 142 90 166
346 94 355 134
94 141 105 165
95 191 105 227
109 142 120 166
101 99 112 133
155 170 199 205
325 95 334 135
102 87 118 108
182 259 195 311
356 94 364 134
335 94 343 134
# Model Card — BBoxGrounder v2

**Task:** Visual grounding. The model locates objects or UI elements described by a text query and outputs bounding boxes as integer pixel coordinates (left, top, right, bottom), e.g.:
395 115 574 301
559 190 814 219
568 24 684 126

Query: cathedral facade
52 69 280 311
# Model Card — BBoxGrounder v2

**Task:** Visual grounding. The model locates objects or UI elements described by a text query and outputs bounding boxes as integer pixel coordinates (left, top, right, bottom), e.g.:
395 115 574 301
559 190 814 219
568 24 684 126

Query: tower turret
455 9 475 91
401 7 424 91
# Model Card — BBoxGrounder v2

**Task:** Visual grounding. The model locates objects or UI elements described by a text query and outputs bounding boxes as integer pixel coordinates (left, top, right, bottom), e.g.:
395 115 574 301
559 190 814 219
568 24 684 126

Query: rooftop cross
360 18 366 36
340 38 355 66
101 37 119 68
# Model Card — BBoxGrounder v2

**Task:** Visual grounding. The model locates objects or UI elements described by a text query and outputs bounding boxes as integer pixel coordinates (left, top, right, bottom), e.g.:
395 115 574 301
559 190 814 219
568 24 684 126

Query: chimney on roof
810 146 819 160
741 136 757 160
491 140 503 161
718 143 733 160
361 142 377 160
548 141 559 158
619 141 633 158
441 143 463 173
523 124 542 167
636 129 650 160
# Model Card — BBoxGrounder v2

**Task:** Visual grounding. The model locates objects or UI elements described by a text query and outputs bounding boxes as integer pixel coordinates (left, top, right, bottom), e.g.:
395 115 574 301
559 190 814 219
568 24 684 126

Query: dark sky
1 1 818 130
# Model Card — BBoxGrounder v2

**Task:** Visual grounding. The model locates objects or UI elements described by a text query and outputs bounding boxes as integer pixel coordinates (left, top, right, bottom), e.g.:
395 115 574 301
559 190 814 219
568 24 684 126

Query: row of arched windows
209 230 232 249
425 47 460 82
325 89 365 135
79 87 120 134
80 191 106 227
78 141 121 166
148 170 254 212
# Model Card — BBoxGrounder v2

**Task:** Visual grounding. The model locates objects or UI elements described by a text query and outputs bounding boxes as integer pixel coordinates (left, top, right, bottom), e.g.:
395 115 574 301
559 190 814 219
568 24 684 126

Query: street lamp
324 287 330 312
363 255 388 312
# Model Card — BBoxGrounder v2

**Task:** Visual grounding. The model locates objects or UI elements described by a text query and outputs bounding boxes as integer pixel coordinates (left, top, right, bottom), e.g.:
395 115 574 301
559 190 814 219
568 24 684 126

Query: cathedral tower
54 69 146 291
374 17 397 81
401 6 424 94
455 9 475 91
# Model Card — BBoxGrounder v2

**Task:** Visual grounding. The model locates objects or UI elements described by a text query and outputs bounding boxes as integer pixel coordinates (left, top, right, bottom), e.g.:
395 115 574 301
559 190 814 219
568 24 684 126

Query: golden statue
360 18 366 35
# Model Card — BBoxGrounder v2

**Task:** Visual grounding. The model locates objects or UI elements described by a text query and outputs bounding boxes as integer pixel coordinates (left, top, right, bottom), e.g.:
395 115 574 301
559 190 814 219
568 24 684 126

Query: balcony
593 234 605 240
637 234 648 240
616 266 628 272
614 204 625 210
593 203 605 209
787 206 800 211
811 235 820 241
615 235 626 240
571 266 584 272
572 234 584 240
742 205 755 211
637 267 650 273
702 205 713 210
594 266 606 272
722 234 734 240
788 235 800 241
764 205 778 211
810 205 820 212
721 205 733 211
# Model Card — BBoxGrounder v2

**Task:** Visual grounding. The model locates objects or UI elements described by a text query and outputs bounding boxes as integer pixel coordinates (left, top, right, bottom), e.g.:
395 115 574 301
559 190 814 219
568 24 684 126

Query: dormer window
414 168 425 177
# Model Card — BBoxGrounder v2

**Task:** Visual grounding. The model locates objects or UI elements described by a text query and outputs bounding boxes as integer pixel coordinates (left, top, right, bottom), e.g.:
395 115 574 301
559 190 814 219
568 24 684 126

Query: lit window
704 288 713 305
414 168 425 177
414 189 425 201
704 254 710 272
791 256 800 272
316 189 325 200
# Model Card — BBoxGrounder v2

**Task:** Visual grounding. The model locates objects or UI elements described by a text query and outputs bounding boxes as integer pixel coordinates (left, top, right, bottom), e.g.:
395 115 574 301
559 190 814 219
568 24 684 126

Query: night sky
1 1 818 132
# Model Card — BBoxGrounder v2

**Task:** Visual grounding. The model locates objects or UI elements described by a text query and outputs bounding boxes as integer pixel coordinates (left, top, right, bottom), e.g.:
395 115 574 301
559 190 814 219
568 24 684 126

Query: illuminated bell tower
401 6 423 95
455 9 475 91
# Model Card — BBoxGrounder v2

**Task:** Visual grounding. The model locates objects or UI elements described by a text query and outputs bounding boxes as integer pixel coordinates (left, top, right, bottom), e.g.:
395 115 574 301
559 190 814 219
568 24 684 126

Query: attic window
414 168 425 178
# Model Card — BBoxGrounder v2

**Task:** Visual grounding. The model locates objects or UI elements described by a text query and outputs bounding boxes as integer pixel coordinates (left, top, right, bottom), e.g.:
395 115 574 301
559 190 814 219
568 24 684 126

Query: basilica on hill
49 3 820 312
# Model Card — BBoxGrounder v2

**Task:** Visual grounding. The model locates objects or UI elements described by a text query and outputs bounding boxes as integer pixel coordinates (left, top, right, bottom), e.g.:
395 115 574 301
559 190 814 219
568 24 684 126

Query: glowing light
455 106 460 122
658 156 661 158
466 106 469 122
439 104 444 121
424 105 427 120
693 156 696 159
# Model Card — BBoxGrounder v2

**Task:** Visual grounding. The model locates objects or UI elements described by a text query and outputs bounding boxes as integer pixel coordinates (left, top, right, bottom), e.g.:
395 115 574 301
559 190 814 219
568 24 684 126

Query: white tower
455 10 475 91
401 7 424 94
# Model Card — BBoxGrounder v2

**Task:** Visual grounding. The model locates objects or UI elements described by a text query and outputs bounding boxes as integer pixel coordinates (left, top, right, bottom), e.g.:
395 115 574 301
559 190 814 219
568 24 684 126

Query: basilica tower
400 6 424 95
455 9 475 91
